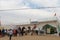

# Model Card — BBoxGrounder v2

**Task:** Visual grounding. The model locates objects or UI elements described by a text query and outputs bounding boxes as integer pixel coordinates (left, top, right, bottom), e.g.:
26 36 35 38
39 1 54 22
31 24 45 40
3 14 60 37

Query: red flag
54 13 56 16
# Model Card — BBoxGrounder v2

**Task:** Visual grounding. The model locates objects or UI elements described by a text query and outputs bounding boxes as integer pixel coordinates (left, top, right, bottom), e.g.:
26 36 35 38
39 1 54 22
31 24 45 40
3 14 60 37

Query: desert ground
0 34 60 40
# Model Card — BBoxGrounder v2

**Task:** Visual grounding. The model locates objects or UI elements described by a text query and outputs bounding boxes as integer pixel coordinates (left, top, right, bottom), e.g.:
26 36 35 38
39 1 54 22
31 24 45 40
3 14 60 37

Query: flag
54 13 56 16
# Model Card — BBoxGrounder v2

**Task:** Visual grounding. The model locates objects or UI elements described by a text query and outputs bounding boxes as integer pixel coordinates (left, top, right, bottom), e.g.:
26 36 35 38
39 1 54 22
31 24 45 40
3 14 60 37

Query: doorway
42 24 57 34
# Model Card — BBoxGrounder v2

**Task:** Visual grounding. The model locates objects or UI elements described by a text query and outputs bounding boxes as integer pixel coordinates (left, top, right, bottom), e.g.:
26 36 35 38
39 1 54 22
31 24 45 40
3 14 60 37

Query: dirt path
0 35 60 40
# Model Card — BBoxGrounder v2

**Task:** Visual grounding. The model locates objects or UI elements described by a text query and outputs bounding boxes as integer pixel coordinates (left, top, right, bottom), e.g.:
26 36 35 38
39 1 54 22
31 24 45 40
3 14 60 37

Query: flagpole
29 19 31 24
56 18 60 36
54 13 60 36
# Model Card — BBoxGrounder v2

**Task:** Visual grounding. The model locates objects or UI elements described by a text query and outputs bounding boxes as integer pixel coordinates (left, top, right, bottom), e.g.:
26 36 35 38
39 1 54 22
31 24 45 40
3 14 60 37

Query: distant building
16 17 58 29
2 17 60 34
16 17 60 34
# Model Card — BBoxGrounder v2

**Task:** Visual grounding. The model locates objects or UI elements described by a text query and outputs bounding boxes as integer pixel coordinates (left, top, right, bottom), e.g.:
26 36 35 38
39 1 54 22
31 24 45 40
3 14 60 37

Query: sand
0 35 60 40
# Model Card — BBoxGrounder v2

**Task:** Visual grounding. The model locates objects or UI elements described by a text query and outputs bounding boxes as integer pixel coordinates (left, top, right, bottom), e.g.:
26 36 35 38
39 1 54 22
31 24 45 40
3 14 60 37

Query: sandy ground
0 35 60 40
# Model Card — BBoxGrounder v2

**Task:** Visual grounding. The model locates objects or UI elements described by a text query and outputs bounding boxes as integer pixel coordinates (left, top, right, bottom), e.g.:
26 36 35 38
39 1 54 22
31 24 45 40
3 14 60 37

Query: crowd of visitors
0 26 45 37
0 26 59 40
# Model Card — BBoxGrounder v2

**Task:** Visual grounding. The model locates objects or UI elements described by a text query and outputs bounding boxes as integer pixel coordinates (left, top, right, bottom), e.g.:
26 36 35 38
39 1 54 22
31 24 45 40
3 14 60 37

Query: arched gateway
42 24 57 34
37 20 58 34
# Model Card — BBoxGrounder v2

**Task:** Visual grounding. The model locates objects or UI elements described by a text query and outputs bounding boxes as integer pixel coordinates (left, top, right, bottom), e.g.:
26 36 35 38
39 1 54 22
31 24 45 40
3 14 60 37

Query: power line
0 7 60 11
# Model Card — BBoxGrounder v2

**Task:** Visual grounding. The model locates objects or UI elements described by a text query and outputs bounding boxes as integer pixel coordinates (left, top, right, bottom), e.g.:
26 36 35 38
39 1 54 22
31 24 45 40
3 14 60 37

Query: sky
0 0 60 25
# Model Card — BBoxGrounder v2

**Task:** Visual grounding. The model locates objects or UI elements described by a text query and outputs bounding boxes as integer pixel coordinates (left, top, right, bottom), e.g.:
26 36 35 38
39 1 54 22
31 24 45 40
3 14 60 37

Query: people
24 27 27 35
27 26 32 35
4 29 7 36
13 29 17 36
31 24 37 35
0 26 49 38
28 26 31 33
1 29 5 37
0 29 2 37
8 29 13 40
21 27 26 36
35 29 38 35
17 27 21 36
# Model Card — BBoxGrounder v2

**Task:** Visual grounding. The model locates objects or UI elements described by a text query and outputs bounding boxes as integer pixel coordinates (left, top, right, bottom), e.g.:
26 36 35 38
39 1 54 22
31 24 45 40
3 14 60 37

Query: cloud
0 0 60 25
0 9 54 25
0 0 59 10
23 0 59 12
0 0 59 12
0 0 30 10
24 0 58 7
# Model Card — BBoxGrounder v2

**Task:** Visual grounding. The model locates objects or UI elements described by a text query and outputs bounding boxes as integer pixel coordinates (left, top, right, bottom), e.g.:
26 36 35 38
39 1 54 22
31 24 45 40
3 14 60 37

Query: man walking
8 29 13 40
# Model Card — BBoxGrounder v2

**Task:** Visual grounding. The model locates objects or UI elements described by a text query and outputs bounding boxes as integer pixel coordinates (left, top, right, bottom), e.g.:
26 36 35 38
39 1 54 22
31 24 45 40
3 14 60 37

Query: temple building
16 17 60 34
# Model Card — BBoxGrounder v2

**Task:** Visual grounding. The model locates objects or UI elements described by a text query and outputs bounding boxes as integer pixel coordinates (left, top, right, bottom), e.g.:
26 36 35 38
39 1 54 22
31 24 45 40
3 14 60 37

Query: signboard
31 21 38 24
